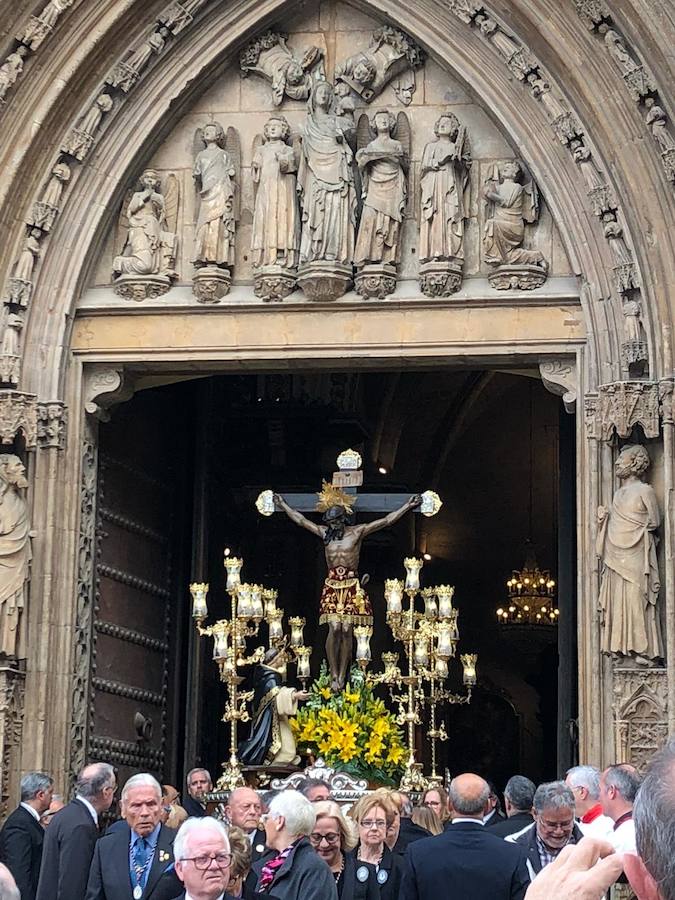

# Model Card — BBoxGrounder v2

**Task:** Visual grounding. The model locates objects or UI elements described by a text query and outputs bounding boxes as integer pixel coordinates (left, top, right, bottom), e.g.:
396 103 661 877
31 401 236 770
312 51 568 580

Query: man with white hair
565 766 614 840
85 773 181 900
224 787 266 861
170 817 235 900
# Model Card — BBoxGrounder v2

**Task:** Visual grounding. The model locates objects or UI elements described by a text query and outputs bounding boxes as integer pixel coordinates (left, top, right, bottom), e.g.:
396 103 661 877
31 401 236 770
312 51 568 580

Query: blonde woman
225 825 252 898
311 800 379 898
411 806 442 836
349 792 403 899
421 785 450 826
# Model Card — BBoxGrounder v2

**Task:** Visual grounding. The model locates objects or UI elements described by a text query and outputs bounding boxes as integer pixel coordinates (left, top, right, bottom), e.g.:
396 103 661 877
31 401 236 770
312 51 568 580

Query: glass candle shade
263 588 277 618
436 622 454 658
213 628 228 661
414 636 429 668
384 579 404 614
296 646 311 679
222 650 237 679
436 585 455 619
250 584 264 619
422 588 438 619
404 557 423 592
225 556 243 591
461 653 478 686
237 584 252 619
268 609 284 645
354 626 372 665
289 617 305 648
190 582 209 619
434 656 449 679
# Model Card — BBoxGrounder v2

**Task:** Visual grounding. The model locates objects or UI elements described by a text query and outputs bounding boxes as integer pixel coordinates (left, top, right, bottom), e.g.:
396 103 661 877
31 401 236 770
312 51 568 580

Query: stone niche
89 1 573 302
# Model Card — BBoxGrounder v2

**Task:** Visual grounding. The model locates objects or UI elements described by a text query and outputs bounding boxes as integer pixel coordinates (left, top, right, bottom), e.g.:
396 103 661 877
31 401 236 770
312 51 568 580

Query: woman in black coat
311 801 380 900
349 793 404 900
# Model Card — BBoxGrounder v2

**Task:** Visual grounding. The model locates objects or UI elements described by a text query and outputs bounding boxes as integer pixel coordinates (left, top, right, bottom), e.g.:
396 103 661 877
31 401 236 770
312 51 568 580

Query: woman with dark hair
311 801 380 899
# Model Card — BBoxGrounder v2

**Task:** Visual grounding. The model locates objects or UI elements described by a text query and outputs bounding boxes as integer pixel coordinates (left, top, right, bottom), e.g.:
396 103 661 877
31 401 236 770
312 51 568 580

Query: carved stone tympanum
113 169 179 300
354 110 408 299
0 456 30 660
597 445 663 665
297 82 357 301
251 116 299 302
483 160 548 290
192 123 239 303
419 113 471 297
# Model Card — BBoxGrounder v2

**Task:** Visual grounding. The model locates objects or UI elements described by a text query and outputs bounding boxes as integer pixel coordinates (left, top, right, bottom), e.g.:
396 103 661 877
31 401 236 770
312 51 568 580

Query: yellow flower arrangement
291 663 406 784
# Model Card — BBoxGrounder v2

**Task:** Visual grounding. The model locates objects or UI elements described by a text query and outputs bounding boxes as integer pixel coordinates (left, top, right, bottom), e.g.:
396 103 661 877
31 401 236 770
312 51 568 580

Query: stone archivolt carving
159 0 209 36
612 667 667 771
599 26 656 102
0 311 24 388
0 47 29 103
645 106 675 184
621 298 648 377
353 110 409 299
29 161 70 233
335 26 425 107
192 124 239 303
482 160 548 290
17 0 74 51
61 93 114 162
0 455 31 660
418 112 471 297
7 229 42 308
105 27 170 93
239 31 324 106
0 666 25 820
586 382 660 442
0 392 37 449
296 82 357 302
597 445 663 664
113 170 179 301
251 116 300 302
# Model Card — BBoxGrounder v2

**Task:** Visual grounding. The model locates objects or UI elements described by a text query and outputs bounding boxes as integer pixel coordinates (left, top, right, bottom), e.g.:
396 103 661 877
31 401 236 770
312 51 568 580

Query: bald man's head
449 774 490 818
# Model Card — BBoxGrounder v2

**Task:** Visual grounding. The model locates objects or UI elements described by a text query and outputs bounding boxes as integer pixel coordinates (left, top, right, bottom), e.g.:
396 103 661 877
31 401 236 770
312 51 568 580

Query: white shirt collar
483 809 496 824
185 894 224 900
20 802 40 822
452 817 484 826
75 795 98 824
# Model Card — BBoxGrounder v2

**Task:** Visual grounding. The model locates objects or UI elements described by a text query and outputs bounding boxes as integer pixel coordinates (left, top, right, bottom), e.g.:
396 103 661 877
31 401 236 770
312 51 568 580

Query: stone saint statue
238 643 309 767
193 123 236 269
419 113 471 265
274 487 421 691
597 444 663 665
113 169 176 278
354 110 408 269
297 81 357 269
483 160 548 288
251 115 300 271
0 455 31 659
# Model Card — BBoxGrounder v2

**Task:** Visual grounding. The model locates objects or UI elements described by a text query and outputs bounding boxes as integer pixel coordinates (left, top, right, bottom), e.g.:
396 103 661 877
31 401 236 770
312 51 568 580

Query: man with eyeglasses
171 818 235 900
508 782 584 883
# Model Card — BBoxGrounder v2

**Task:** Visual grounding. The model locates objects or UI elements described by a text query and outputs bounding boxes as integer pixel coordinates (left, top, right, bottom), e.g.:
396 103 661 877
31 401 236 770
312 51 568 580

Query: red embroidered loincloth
319 566 372 626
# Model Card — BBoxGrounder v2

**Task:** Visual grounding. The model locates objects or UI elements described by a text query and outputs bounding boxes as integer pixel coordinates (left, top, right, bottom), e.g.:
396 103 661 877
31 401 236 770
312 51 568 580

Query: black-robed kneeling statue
238 643 309 767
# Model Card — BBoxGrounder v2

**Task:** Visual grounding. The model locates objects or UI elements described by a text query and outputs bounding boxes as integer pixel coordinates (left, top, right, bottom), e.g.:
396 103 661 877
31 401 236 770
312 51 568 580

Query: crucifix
256 449 442 692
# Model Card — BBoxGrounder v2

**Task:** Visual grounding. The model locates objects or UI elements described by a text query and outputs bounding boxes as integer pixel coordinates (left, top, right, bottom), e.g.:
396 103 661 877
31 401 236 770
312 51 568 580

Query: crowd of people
0 740 674 899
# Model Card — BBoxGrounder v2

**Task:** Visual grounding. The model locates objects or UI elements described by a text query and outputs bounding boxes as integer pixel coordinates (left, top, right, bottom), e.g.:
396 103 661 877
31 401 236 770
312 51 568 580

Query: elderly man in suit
490 776 536 840
509 781 584 882
36 762 117 900
400 773 530 900
85 773 181 900
170 817 235 900
0 771 53 900
183 770 212 819
224 787 267 863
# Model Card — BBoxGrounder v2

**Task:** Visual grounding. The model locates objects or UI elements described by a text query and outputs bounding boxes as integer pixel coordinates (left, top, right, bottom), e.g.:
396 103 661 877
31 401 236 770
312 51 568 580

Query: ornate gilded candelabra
190 554 311 790
360 558 477 790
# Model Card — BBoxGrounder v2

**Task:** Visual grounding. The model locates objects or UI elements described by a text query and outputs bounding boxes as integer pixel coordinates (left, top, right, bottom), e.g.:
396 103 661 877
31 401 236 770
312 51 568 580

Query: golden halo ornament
316 480 357 513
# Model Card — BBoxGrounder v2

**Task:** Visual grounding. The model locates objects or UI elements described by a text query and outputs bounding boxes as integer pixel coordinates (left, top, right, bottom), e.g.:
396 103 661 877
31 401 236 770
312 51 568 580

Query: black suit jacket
249 827 268 863
0 804 44 900
400 821 530 900
36 798 99 900
85 823 182 900
392 818 430 855
341 853 379 900
169 894 235 899
511 821 584 880
489 812 534 839
484 810 507 828
182 796 207 818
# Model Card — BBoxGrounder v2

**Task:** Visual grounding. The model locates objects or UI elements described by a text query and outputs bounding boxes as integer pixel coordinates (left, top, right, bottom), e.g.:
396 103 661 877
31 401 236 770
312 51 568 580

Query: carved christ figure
419 113 471 263
251 116 300 270
193 123 236 268
274 487 421 691
354 110 408 268
298 81 356 267
597 445 663 664
0 455 31 659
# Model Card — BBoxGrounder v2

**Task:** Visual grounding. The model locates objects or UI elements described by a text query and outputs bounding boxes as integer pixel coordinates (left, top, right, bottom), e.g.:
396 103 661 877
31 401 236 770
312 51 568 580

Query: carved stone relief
613 667 668 771
29 161 71 233
0 455 31 660
105 27 170 93
539 359 577 412
482 160 548 290
597 445 663 664
239 31 324 106
0 48 29 103
0 392 37 449
586 382 660 442
83 366 135 422
112 170 179 301
37 401 67 450
61 93 114 162
335 26 425 106
0 666 25 819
